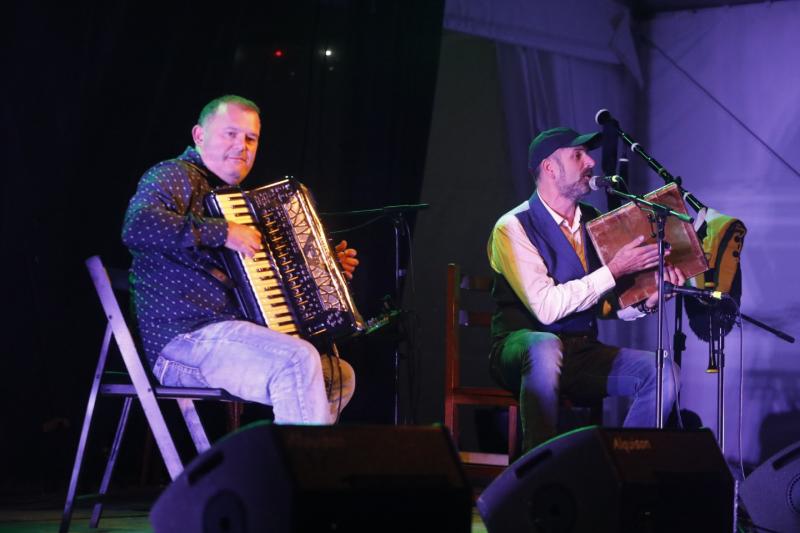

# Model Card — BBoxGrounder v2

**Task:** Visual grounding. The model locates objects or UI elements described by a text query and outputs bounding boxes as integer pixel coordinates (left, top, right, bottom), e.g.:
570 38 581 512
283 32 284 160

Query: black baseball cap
528 127 602 172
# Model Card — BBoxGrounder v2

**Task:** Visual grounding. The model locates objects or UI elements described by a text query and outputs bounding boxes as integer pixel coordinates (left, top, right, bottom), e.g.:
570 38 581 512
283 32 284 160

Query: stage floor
0 496 489 533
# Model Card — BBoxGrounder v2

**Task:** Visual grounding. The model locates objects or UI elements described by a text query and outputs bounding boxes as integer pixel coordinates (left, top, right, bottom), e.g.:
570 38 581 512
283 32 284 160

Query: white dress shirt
487 192 643 324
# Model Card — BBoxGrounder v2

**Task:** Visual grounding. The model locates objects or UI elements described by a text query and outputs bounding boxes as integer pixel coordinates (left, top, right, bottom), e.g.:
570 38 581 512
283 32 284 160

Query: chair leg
177 398 211 454
60 324 113 533
443 395 457 446
136 394 184 480
90 397 133 528
227 401 243 432
60 391 100 533
450 405 460 449
138 430 155 487
507 404 520 461
591 399 604 426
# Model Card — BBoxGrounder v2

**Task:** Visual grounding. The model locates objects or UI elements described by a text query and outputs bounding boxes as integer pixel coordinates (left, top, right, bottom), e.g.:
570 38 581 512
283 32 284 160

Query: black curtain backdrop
2 0 443 494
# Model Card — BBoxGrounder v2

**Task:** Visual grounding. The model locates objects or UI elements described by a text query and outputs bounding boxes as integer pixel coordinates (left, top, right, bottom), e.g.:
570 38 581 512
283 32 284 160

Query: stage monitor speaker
477 427 734 533
150 422 471 533
740 439 800 532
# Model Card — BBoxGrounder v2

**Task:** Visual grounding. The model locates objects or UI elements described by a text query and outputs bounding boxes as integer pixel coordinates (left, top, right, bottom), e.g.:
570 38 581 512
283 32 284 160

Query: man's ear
191 124 204 149
540 157 554 178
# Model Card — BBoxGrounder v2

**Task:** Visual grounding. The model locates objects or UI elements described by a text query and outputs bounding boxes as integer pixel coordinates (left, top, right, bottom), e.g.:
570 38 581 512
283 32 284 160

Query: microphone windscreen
595 109 613 126
588 175 604 191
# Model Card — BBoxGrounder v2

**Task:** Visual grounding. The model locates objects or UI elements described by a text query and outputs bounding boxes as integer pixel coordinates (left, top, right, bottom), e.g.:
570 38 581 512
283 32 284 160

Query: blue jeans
152 320 355 424
491 330 679 452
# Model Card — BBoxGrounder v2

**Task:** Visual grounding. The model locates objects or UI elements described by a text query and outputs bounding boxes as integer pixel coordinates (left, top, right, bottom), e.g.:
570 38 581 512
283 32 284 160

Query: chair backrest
445 262 494 392
444 263 519 471
85 255 185 478
86 256 157 391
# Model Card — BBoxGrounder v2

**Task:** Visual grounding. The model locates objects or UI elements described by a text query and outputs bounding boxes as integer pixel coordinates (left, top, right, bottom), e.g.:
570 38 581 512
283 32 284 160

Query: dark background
3 0 444 495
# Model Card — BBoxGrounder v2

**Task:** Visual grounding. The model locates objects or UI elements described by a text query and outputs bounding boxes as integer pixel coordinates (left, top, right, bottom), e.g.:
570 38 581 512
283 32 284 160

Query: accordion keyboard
209 191 301 336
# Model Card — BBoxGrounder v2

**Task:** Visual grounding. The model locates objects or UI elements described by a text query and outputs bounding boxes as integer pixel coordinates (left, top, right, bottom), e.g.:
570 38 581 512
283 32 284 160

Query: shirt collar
536 190 582 233
178 146 229 188
179 146 204 166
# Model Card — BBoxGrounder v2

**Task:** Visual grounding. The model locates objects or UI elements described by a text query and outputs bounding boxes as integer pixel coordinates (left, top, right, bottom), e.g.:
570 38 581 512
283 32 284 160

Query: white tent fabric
412 0 800 468
494 44 640 202
444 0 643 83
642 1 800 467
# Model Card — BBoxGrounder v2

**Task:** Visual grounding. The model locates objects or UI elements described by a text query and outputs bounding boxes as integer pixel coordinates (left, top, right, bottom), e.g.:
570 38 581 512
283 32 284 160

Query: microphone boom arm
597 110 706 213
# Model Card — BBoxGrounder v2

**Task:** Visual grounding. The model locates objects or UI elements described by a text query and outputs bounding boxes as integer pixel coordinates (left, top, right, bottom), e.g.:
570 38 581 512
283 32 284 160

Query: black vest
491 193 604 344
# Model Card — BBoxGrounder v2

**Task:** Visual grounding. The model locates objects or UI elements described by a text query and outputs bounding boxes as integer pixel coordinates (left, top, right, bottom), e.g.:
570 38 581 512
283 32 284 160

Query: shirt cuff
618 305 645 321
589 265 616 296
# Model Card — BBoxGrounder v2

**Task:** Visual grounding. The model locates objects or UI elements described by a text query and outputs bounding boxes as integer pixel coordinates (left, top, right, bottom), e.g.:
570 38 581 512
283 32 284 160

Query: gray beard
552 157 589 201
557 178 590 201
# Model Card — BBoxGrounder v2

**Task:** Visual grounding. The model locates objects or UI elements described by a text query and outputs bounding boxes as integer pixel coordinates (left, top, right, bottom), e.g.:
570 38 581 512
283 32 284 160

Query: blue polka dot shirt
122 147 242 367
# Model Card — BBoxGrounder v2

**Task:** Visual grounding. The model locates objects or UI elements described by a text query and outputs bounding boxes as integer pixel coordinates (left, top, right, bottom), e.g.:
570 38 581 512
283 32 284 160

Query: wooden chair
60 256 248 532
443 263 603 482
444 263 519 480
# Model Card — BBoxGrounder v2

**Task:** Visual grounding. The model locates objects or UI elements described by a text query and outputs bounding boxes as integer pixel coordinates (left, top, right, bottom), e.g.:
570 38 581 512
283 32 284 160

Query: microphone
664 282 725 301
588 175 623 191
595 108 619 127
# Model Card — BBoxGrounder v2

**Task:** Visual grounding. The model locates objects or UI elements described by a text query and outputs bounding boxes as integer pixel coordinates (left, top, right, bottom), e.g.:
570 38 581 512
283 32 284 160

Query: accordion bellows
205 178 365 342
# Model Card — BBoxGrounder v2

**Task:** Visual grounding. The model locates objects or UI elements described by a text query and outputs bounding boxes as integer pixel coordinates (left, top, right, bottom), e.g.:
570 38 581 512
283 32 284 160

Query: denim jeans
491 330 679 452
152 320 355 424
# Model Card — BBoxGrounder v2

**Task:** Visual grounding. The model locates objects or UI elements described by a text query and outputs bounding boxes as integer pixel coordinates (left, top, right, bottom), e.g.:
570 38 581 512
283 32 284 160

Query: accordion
205 178 365 343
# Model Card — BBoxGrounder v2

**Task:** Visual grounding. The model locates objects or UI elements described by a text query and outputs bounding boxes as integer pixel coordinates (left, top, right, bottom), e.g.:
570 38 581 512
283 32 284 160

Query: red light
273 49 284 58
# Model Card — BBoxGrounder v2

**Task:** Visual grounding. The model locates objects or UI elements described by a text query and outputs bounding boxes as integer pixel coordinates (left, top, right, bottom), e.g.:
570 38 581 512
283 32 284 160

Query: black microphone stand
390 212 405 425
673 290 794 452
740 313 794 343
599 114 707 213
323 203 429 425
598 109 795 449
598 110 705 426
603 187 692 428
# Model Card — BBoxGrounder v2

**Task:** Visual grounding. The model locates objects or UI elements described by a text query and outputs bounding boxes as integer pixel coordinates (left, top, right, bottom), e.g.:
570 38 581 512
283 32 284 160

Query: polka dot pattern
122 147 242 366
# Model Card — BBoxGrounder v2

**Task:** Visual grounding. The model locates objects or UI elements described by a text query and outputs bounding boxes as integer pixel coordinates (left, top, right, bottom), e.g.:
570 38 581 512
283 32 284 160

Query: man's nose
232 134 246 149
584 154 596 168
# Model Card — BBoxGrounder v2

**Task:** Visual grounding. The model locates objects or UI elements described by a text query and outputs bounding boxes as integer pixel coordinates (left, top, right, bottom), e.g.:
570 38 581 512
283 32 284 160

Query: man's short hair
198 95 260 126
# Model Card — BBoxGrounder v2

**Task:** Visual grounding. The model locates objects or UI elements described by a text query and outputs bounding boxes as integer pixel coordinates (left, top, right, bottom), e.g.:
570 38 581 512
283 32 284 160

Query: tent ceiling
618 0 781 17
